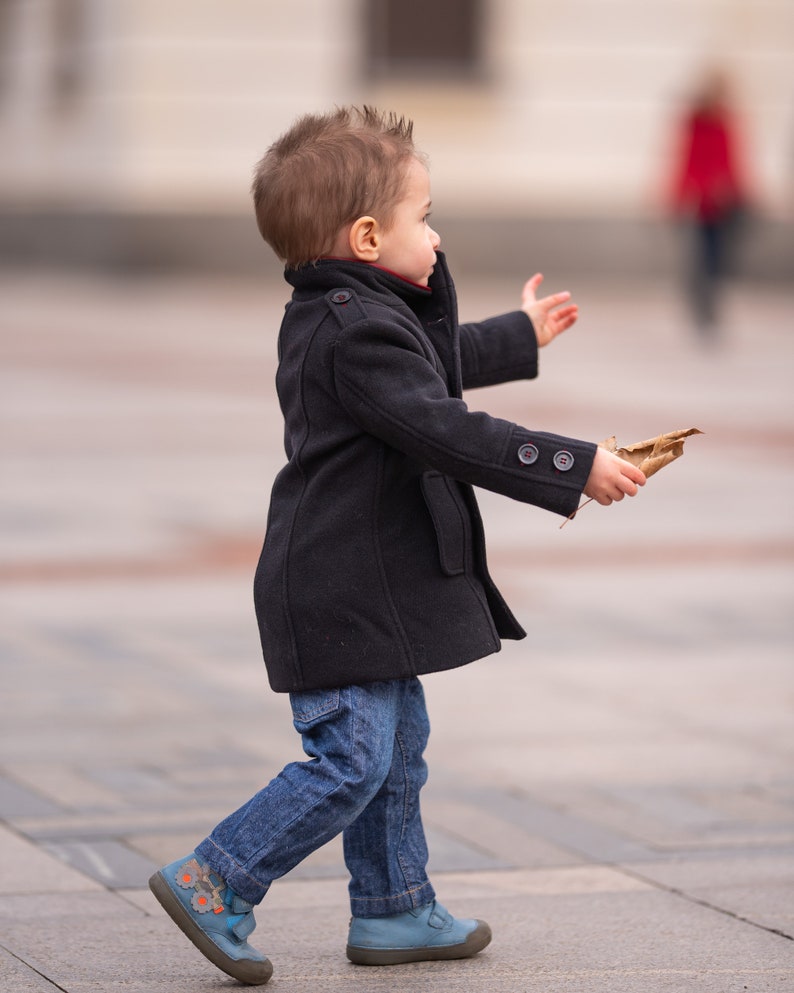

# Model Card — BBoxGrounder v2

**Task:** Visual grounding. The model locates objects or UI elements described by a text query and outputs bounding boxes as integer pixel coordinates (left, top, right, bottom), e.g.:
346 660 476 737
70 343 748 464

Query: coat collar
285 252 457 325
285 252 462 396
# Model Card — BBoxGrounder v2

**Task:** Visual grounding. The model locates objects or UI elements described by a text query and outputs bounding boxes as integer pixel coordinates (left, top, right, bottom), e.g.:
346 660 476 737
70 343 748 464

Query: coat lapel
409 254 463 398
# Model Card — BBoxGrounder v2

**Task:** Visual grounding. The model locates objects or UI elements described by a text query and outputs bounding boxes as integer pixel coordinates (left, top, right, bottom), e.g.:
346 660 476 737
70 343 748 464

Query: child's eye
423 213 432 223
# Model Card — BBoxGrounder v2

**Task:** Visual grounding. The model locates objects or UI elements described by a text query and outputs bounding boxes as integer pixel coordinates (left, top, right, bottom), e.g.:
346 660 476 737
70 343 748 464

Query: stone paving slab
0 774 63 819
0 826 102 895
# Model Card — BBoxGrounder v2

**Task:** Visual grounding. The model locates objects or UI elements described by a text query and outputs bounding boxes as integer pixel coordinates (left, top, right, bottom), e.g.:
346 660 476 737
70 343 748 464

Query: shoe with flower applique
149 853 272 985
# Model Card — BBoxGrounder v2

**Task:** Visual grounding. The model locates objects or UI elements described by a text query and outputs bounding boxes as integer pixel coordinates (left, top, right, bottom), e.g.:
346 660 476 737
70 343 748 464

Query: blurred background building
0 0 792 278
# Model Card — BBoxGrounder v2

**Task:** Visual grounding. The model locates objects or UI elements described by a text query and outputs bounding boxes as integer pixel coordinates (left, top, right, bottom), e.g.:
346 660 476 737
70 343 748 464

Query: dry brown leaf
600 427 703 478
561 427 703 527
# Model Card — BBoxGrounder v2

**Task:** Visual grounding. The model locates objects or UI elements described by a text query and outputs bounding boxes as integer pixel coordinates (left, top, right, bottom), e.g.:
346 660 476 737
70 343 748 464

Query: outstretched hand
521 273 579 348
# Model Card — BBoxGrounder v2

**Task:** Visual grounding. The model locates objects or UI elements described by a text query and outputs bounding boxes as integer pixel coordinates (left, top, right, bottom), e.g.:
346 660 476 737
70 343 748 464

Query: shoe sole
346 919 492 966
149 870 273 986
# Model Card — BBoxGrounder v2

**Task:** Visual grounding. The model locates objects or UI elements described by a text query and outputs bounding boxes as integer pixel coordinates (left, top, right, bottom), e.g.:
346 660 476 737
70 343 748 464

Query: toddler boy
149 106 645 985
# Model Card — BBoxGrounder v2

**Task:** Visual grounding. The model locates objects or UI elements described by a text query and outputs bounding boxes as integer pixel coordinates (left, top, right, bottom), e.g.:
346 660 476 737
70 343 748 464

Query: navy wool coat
254 253 596 692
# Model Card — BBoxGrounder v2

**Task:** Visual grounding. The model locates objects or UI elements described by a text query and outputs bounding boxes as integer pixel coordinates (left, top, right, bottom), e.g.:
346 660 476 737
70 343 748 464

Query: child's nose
430 226 441 249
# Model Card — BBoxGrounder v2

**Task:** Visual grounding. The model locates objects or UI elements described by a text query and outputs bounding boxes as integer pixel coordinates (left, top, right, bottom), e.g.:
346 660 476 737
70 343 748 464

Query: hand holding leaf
562 427 703 527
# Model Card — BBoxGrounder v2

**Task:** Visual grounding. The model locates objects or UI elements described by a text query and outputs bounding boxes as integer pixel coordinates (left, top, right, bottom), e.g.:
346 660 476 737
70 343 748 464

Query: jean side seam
394 728 414 893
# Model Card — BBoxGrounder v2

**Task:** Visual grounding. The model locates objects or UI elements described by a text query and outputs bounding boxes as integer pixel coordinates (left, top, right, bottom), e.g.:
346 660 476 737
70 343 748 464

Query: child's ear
348 216 381 262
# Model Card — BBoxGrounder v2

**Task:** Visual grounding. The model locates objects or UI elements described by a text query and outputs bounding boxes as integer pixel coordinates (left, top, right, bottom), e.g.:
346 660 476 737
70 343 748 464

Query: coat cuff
503 429 597 518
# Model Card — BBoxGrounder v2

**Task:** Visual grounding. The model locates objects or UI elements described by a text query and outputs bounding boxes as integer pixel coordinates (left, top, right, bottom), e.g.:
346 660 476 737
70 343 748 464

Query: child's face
376 157 441 286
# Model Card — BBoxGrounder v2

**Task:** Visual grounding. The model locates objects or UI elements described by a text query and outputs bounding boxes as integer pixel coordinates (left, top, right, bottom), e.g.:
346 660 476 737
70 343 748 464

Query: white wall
0 0 791 217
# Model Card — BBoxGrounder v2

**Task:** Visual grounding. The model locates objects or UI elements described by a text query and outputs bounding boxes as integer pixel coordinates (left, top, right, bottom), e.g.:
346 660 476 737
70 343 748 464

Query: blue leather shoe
346 900 491 965
149 853 272 985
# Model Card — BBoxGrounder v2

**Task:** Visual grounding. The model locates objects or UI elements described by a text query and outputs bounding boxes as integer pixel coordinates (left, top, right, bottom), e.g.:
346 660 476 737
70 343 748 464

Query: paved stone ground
1 267 793 991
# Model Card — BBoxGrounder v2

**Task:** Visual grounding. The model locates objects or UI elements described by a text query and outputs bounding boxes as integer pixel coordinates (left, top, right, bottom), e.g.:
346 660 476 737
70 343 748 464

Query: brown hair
251 106 422 267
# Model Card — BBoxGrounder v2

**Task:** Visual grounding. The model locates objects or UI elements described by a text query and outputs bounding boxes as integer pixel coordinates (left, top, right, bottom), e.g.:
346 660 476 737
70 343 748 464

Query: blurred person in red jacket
671 67 750 338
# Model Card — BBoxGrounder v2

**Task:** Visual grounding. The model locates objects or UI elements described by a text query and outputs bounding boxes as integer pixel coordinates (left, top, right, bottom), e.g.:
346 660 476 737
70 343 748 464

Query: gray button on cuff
517 443 539 465
553 450 575 471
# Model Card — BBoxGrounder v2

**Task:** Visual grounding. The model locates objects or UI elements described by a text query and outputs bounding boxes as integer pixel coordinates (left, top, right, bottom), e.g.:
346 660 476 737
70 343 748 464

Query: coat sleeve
459 311 539 390
332 316 595 518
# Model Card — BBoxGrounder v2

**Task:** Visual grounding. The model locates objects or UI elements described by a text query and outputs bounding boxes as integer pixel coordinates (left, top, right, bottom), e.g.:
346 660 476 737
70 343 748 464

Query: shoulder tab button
330 290 352 304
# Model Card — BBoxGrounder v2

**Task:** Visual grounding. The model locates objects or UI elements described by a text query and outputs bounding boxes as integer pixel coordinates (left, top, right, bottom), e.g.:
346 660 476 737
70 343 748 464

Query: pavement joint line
0 941 69 992
620 864 794 943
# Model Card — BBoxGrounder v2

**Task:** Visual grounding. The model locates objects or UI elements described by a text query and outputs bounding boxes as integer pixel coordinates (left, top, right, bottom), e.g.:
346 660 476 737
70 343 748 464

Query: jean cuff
195 838 270 906
350 880 436 919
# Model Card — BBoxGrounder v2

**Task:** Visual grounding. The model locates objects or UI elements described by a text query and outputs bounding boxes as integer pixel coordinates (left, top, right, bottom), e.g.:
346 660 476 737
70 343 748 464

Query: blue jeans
195 677 436 918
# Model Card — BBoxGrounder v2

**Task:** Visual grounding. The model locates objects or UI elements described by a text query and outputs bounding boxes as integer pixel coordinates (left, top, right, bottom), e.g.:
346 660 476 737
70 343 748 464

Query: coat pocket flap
420 471 467 576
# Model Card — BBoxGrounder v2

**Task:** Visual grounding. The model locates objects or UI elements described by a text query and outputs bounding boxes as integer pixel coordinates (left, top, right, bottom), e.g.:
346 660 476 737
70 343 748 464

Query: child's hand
521 273 579 348
583 447 646 505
